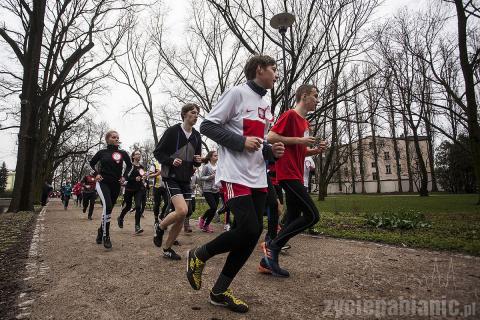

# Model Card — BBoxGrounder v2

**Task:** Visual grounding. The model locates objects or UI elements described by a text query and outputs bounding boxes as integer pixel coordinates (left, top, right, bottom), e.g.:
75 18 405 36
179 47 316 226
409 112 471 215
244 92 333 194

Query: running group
87 55 327 314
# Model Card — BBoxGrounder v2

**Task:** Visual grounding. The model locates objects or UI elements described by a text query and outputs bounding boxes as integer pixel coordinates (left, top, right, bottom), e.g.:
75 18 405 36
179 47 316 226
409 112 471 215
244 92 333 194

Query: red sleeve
271 110 293 136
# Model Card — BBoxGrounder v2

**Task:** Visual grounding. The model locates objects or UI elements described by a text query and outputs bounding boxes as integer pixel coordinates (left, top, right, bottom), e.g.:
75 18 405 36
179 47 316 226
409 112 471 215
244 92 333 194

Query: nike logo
246 109 254 113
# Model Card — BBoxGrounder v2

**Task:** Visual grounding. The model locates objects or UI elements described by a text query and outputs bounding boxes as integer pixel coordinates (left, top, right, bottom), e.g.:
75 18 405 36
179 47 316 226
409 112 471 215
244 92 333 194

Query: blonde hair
105 130 119 142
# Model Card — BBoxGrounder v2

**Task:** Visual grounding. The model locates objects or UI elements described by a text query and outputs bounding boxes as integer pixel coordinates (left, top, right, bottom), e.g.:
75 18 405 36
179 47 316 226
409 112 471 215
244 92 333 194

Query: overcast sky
0 0 426 170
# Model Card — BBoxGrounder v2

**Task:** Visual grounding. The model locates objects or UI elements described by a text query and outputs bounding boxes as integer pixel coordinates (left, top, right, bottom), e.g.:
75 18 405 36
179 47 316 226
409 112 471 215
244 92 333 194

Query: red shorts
221 181 267 202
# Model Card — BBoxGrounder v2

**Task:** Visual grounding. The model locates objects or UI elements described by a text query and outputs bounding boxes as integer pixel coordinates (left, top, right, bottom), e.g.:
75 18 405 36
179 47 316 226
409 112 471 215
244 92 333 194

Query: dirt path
15 199 480 319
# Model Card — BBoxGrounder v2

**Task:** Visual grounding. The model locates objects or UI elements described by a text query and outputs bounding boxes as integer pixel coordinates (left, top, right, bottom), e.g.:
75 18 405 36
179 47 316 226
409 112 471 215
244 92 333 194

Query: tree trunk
346 103 356 194
454 0 480 204
388 89 403 192
369 112 381 193
354 101 366 193
402 115 414 192
8 1 47 212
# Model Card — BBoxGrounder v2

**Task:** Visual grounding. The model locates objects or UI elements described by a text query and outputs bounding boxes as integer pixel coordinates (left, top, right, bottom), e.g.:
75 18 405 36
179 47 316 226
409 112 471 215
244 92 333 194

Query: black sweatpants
269 180 319 250
204 190 266 279
202 192 220 226
83 192 96 217
63 195 71 208
265 175 279 242
119 189 143 227
96 181 121 237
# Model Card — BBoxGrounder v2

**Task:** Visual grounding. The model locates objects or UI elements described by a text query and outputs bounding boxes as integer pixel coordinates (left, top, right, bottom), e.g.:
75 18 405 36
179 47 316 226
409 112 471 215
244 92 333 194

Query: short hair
105 130 118 142
295 84 318 102
244 55 276 80
181 103 200 120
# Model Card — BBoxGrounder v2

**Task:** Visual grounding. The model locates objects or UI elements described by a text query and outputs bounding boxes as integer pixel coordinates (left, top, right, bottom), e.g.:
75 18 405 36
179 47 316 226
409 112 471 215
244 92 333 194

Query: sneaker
117 216 123 229
186 249 205 290
198 217 205 229
258 257 272 274
163 248 181 260
82 208 86 214
184 225 193 233
281 244 291 251
96 228 103 244
224 224 231 231
210 289 249 313
103 236 112 249
88 216 93 220
153 224 164 247
173 240 181 246
135 225 144 235
202 225 214 233
260 242 290 277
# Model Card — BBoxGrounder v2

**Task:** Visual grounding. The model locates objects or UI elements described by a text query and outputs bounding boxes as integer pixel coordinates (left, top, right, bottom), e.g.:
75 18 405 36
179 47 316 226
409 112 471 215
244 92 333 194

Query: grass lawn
310 193 480 256
138 193 479 256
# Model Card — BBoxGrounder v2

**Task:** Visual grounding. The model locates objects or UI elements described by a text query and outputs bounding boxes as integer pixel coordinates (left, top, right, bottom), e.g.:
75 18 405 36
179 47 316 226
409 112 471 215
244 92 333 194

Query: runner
82 170 97 220
153 103 202 260
216 184 231 231
198 150 220 233
184 168 199 233
117 150 146 234
186 55 284 313
304 156 315 192
149 159 168 234
259 84 327 277
61 181 73 210
89 130 132 249
73 181 83 206
41 181 53 207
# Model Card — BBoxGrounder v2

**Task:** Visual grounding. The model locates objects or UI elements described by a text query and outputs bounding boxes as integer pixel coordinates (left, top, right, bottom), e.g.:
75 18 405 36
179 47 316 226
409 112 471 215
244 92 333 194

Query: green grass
310 194 480 256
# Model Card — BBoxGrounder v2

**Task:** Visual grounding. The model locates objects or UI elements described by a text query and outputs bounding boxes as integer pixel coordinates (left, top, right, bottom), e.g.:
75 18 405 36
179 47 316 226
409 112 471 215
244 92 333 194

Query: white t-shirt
205 83 270 188
181 124 192 139
303 156 315 188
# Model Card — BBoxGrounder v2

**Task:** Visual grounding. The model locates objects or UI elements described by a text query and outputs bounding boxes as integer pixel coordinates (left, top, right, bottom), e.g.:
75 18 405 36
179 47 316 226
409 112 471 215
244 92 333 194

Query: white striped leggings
96 181 121 237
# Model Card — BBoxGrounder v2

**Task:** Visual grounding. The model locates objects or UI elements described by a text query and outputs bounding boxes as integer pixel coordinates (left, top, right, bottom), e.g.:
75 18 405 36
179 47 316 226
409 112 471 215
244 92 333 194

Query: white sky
0 0 427 170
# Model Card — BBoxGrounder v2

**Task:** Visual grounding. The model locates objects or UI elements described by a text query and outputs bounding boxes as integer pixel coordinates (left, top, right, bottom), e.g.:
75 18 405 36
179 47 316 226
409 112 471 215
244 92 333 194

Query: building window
384 151 390 160
372 172 378 180
386 164 392 174
371 162 376 168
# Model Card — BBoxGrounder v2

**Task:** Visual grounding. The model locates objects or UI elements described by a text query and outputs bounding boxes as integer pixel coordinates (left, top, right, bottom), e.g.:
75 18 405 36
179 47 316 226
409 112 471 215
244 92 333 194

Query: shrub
365 209 431 230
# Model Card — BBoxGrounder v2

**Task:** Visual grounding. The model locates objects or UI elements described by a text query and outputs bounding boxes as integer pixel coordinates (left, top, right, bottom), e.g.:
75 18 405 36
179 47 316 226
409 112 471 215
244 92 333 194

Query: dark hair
131 149 141 160
202 150 217 164
181 103 200 120
295 84 318 102
244 55 276 80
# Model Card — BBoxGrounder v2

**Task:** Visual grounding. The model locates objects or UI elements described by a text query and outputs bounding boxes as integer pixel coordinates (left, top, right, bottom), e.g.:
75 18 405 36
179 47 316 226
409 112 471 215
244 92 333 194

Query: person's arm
199 165 214 181
122 151 133 180
153 127 177 165
149 164 161 178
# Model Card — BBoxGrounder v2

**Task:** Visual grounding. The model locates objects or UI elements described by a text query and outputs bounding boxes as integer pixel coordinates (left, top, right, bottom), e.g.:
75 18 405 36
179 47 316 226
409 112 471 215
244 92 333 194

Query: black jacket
125 164 146 192
89 145 132 184
154 123 202 183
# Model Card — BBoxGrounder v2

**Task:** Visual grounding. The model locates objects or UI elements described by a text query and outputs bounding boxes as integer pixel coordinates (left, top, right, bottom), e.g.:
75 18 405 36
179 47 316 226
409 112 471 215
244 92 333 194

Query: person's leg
118 190 133 226
153 187 161 224
269 180 319 250
134 190 144 232
160 187 170 219
203 192 218 229
88 193 96 219
161 195 188 248
64 195 70 209
184 196 194 232
95 182 113 246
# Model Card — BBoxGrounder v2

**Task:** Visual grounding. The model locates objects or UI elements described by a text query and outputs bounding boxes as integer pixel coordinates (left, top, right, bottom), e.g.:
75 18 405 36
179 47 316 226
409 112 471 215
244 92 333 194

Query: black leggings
63 195 70 208
270 180 319 250
96 181 121 237
153 187 166 223
217 193 231 224
205 190 266 279
119 189 143 227
83 192 96 217
265 175 279 242
202 192 220 226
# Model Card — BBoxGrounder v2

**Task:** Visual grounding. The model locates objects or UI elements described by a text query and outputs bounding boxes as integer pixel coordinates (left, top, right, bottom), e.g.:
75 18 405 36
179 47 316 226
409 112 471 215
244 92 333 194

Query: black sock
194 245 211 262
212 273 233 295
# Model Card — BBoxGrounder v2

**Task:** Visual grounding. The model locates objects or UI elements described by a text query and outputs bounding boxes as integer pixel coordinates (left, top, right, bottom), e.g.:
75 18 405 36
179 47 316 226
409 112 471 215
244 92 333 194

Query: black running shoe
173 240 180 246
135 225 143 234
163 248 181 260
88 216 93 220
261 242 290 277
103 236 112 249
153 223 164 247
210 289 249 313
117 216 123 229
186 249 205 290
96 228 103 244
82 208 86 214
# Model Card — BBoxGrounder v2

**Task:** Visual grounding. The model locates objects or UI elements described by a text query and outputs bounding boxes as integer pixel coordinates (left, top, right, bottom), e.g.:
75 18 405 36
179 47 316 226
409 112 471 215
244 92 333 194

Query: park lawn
310 194 480 256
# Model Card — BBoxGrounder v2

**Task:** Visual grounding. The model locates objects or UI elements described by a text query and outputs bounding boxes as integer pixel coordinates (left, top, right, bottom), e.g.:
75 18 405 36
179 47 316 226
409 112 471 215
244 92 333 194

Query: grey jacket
200 163 219 193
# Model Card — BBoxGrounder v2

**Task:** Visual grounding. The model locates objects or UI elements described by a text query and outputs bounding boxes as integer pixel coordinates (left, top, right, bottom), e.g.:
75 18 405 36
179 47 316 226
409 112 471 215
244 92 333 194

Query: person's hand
119 177 126 184
173 158 182 167
95 174 103 182
297 136 316 146
193 155 202 163
244 137 263 152
272 142 285 158
135 176 142 181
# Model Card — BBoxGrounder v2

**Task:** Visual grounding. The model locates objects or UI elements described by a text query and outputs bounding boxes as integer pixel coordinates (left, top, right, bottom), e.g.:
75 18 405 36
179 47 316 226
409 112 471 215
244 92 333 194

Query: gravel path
15 199 480 319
